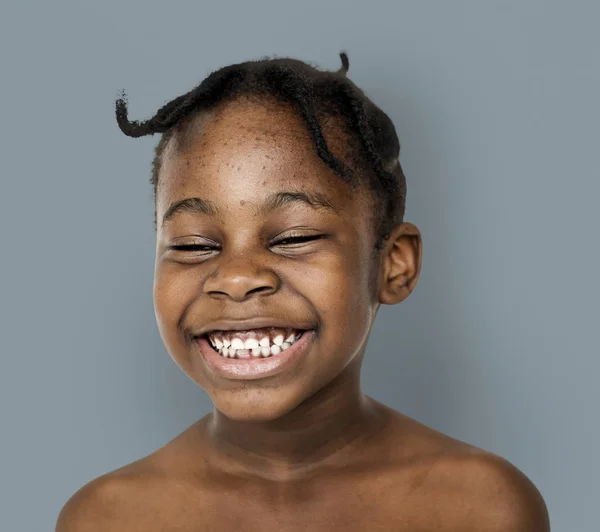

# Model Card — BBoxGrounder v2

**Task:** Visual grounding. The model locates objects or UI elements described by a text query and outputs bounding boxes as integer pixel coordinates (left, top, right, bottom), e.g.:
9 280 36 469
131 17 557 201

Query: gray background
1 1 597 530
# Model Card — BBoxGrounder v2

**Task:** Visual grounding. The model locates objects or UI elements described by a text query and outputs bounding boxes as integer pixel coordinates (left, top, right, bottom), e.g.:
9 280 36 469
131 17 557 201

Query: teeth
251 346 262 357
260 346 271 357
208 329 307 358
244 338 259 349
273 334 284 346
230 338 245 350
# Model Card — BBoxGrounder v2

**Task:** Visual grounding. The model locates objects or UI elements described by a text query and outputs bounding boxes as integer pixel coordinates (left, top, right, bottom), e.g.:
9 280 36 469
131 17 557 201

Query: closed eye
169 235 323 252
273 235 322 245
170 244 216 251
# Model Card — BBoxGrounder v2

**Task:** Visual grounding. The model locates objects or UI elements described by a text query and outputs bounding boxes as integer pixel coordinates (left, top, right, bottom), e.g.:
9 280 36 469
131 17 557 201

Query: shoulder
55 422 211 531
55 472 136 532
55 458 189 532
425 451 551 531
378 404 550 530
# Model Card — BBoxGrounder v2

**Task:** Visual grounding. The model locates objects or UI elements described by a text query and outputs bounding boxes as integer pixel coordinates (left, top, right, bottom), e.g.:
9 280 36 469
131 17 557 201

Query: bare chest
131 502 418 532
117 477 431 532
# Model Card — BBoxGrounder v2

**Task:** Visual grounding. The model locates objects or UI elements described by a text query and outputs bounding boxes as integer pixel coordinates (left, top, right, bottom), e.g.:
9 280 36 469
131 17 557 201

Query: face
153 97 382 422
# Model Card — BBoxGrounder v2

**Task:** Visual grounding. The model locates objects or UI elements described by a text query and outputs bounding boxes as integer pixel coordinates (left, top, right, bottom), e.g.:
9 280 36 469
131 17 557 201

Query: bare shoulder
55 469 141 532
425 450 551 531
55 425 208 531
375 403 550 531
56 460 207 531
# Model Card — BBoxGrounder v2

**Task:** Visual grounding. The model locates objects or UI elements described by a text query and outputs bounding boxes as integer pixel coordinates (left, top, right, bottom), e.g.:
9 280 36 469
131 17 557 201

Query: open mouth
202 327 306 359
196 327 317 380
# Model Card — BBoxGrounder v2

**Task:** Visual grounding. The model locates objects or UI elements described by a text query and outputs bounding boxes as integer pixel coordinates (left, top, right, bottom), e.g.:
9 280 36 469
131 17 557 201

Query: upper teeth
206 328 303 358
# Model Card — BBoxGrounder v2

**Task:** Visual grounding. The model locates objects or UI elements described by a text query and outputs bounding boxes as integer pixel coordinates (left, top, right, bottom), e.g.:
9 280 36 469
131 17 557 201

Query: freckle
238 166 241 170
262 166 266 169
240 200 245 205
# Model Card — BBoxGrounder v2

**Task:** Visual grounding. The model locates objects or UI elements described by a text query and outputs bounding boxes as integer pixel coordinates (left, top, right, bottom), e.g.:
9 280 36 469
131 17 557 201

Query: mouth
201 326 306 359
195 327 316 380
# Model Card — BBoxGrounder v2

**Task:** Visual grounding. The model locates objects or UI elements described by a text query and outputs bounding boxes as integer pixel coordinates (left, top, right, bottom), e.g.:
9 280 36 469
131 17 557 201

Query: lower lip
195 330 316 381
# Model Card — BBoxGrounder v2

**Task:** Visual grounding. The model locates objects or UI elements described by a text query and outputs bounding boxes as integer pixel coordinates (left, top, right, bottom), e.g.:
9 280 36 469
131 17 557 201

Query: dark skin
56 97 550 531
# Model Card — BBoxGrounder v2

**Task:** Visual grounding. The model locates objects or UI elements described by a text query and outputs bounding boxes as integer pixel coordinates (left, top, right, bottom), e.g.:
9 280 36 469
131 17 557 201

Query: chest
145 503 413 532
133 480 428 532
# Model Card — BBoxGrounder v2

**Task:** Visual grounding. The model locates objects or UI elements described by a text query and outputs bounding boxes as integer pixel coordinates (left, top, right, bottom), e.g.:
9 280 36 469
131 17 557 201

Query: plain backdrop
1 1 598 530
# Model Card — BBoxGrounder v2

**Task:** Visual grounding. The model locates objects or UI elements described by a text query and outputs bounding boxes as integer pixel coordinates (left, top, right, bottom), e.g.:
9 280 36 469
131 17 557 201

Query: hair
114 52 406 253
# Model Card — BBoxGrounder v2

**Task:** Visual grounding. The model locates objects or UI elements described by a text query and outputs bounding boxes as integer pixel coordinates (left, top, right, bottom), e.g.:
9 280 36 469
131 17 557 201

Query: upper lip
193 317 313 338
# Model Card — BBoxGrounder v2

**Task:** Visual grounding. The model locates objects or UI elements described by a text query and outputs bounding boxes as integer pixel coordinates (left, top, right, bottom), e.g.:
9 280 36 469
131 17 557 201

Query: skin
56 96 550 531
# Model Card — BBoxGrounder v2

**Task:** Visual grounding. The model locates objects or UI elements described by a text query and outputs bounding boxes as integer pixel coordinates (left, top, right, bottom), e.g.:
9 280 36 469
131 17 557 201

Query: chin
211 388 306 423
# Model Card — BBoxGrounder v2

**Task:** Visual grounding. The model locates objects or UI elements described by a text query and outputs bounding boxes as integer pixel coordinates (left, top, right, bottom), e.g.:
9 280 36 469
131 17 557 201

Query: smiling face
153 96 384 422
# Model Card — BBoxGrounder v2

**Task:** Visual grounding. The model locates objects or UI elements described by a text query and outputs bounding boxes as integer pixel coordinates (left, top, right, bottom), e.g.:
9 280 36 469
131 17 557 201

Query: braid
332 80 405 242
115 51 406 248
158 67 248 127
262 64 352 183
338 51 350 75
115 68 247 137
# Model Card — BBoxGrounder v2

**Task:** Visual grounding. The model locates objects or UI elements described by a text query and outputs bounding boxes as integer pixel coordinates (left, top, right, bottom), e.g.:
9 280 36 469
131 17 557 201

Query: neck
201 362 387 481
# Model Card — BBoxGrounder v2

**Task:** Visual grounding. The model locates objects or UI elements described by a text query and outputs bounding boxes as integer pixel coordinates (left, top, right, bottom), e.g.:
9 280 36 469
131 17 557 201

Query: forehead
156 96 371 223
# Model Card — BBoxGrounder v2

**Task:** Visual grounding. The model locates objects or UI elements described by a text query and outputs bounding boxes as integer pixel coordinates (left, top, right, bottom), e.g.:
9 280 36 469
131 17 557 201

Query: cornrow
115 52 406 252
262 64 351 181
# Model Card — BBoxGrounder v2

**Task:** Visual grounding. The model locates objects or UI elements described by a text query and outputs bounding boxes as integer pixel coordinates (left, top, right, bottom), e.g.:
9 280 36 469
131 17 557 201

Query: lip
195 329 316 381
194 317 314 337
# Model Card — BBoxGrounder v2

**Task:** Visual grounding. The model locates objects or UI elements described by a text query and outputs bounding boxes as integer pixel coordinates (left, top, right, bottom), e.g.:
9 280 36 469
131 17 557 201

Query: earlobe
378 222 422 305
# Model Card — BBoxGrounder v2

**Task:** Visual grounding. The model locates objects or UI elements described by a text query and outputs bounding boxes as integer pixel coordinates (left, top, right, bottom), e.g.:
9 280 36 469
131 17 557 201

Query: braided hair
115 52 406 253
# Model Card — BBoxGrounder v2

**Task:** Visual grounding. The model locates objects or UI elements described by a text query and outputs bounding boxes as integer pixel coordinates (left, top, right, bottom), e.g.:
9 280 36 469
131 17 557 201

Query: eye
170 244 218 252
272 235 323 246
168 235 324 254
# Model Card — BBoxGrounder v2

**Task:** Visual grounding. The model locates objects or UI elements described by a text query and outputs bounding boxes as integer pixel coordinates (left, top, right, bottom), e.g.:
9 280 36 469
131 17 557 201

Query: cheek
153 265 200 369
296 252 373 342
153 259 206 312
154 267 182 326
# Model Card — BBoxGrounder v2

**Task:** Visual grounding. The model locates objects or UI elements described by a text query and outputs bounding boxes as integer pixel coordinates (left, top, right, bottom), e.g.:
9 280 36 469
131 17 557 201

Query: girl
56 52 549 531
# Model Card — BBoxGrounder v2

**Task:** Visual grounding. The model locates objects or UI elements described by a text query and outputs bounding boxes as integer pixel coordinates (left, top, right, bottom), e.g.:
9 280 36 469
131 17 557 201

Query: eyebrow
161 190 339 227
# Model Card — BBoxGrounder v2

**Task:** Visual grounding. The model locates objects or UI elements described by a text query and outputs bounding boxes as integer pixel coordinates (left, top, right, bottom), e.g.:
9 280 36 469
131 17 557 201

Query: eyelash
170 235 322 252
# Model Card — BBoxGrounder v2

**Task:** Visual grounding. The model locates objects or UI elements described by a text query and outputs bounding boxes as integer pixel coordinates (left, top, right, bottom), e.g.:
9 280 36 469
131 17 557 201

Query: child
56 52 550 531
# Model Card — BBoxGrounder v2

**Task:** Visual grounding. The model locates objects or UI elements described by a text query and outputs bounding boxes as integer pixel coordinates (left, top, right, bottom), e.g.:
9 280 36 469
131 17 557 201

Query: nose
203 252 280 302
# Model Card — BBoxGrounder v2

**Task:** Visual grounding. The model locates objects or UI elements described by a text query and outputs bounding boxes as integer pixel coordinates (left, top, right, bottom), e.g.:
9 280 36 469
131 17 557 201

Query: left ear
378 222 422 305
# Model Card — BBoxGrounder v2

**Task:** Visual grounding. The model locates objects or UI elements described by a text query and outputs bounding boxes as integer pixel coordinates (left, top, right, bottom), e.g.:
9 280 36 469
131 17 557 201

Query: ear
378 222 422 305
